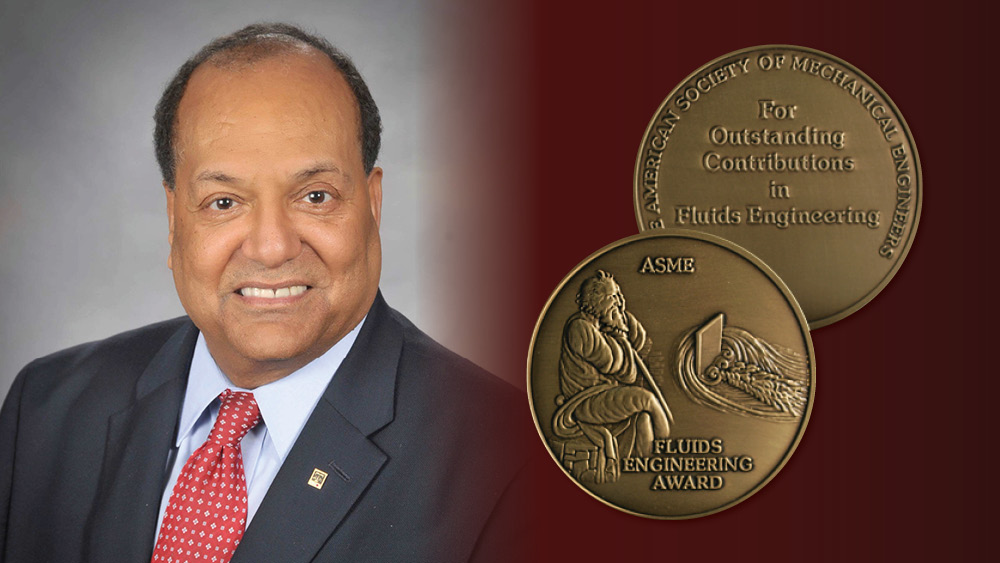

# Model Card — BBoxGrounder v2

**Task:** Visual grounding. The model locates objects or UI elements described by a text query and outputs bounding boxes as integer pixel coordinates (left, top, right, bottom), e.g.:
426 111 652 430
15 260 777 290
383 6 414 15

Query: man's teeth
239 285 307 298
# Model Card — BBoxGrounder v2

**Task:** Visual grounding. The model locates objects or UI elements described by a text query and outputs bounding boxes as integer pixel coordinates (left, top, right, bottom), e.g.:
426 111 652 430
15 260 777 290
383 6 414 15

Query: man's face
166 49 382 381
596 282 627 333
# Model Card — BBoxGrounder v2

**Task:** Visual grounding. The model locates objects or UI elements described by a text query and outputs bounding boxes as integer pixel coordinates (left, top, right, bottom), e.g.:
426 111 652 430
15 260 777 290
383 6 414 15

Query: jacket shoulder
27 317 188 367
388 306 521 407
15 317 193 401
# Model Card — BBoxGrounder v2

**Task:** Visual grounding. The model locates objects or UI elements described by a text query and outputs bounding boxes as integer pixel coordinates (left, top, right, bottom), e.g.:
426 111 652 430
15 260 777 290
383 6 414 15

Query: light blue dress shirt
154 318 364 538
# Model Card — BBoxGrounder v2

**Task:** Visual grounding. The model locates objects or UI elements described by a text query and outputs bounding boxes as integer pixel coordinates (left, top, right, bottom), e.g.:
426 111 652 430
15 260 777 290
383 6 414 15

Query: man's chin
237 344 309 364
223 324 324 365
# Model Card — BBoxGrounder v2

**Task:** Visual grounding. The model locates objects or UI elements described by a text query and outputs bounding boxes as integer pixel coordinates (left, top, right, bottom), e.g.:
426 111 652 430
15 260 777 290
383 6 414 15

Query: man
551 270 670 481
0 23 524 563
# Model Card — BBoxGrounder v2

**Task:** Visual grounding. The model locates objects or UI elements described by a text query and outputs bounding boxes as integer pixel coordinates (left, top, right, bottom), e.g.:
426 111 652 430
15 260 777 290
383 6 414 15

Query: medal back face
634 45 921 328
528 231 814 518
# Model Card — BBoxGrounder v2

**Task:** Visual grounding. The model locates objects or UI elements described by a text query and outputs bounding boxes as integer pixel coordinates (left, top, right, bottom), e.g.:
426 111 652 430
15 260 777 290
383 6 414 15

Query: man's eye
305 191 331 204
209 197 235 211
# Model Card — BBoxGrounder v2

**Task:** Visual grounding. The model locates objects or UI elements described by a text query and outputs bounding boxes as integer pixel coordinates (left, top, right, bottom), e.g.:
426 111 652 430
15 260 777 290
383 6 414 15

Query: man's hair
153 22 382 188
576 270 620 317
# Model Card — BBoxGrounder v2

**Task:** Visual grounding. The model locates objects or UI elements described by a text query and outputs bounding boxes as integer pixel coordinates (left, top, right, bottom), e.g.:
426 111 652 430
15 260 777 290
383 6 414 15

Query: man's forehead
591 278 620 297
172 49 362 169
178 49 357 129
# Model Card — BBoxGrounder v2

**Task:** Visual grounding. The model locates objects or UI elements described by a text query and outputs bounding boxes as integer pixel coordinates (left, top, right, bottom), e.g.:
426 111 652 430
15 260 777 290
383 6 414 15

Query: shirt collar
177 317 366 460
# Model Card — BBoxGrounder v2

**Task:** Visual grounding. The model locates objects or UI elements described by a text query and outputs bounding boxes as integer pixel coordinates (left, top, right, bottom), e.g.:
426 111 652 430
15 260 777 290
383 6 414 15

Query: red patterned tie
151 390 262 563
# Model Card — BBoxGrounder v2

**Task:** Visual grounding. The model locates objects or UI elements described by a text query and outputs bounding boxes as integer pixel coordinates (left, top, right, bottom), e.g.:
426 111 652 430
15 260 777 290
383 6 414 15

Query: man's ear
367 167 383 229
164 181 175 270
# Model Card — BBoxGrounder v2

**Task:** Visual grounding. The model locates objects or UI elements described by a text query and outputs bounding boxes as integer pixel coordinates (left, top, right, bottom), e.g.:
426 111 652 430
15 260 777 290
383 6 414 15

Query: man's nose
242 204 302 268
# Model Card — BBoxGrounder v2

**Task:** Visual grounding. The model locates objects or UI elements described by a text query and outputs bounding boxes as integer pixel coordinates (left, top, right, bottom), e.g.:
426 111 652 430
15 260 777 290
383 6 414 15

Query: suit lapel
84 321 198 563
234 294 403 563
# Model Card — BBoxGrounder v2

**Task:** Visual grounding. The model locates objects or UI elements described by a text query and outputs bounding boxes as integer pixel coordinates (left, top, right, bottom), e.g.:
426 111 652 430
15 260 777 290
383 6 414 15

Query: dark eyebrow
295 163 348 182
194 170 241 185
192 163 349 186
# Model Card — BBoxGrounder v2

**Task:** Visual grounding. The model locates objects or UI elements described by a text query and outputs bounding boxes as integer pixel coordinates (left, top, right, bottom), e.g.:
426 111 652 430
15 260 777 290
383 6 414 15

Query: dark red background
446 1 995 560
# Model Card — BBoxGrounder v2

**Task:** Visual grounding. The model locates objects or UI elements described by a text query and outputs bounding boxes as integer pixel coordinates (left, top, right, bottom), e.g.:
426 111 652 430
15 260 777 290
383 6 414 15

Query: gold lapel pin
307 468 328 490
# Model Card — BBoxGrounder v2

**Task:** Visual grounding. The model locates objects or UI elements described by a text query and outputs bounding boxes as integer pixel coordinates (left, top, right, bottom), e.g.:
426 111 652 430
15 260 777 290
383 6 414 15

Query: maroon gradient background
441 1 995 561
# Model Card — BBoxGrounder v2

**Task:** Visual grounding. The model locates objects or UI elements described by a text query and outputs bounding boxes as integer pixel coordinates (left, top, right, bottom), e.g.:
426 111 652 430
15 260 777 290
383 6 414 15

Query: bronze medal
634 45 920 328
528 231 814 518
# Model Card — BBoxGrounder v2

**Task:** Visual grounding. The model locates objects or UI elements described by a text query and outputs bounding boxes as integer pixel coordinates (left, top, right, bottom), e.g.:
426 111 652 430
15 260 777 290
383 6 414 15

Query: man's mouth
237 285 309 299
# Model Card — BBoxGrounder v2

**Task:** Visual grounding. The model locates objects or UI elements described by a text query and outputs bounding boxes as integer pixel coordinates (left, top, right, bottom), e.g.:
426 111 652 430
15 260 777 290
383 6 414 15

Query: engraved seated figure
551 270 671 484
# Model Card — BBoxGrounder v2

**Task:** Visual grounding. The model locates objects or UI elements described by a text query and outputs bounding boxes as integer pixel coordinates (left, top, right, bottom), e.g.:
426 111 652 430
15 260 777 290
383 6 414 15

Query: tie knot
208 389 261 447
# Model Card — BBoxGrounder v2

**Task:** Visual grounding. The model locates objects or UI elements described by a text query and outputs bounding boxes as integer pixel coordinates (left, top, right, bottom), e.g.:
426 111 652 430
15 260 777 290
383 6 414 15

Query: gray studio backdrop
0 0 463 394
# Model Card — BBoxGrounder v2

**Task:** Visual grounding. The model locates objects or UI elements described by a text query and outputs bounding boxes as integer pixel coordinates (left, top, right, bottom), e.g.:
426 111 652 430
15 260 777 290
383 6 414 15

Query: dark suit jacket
0 294 528 562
